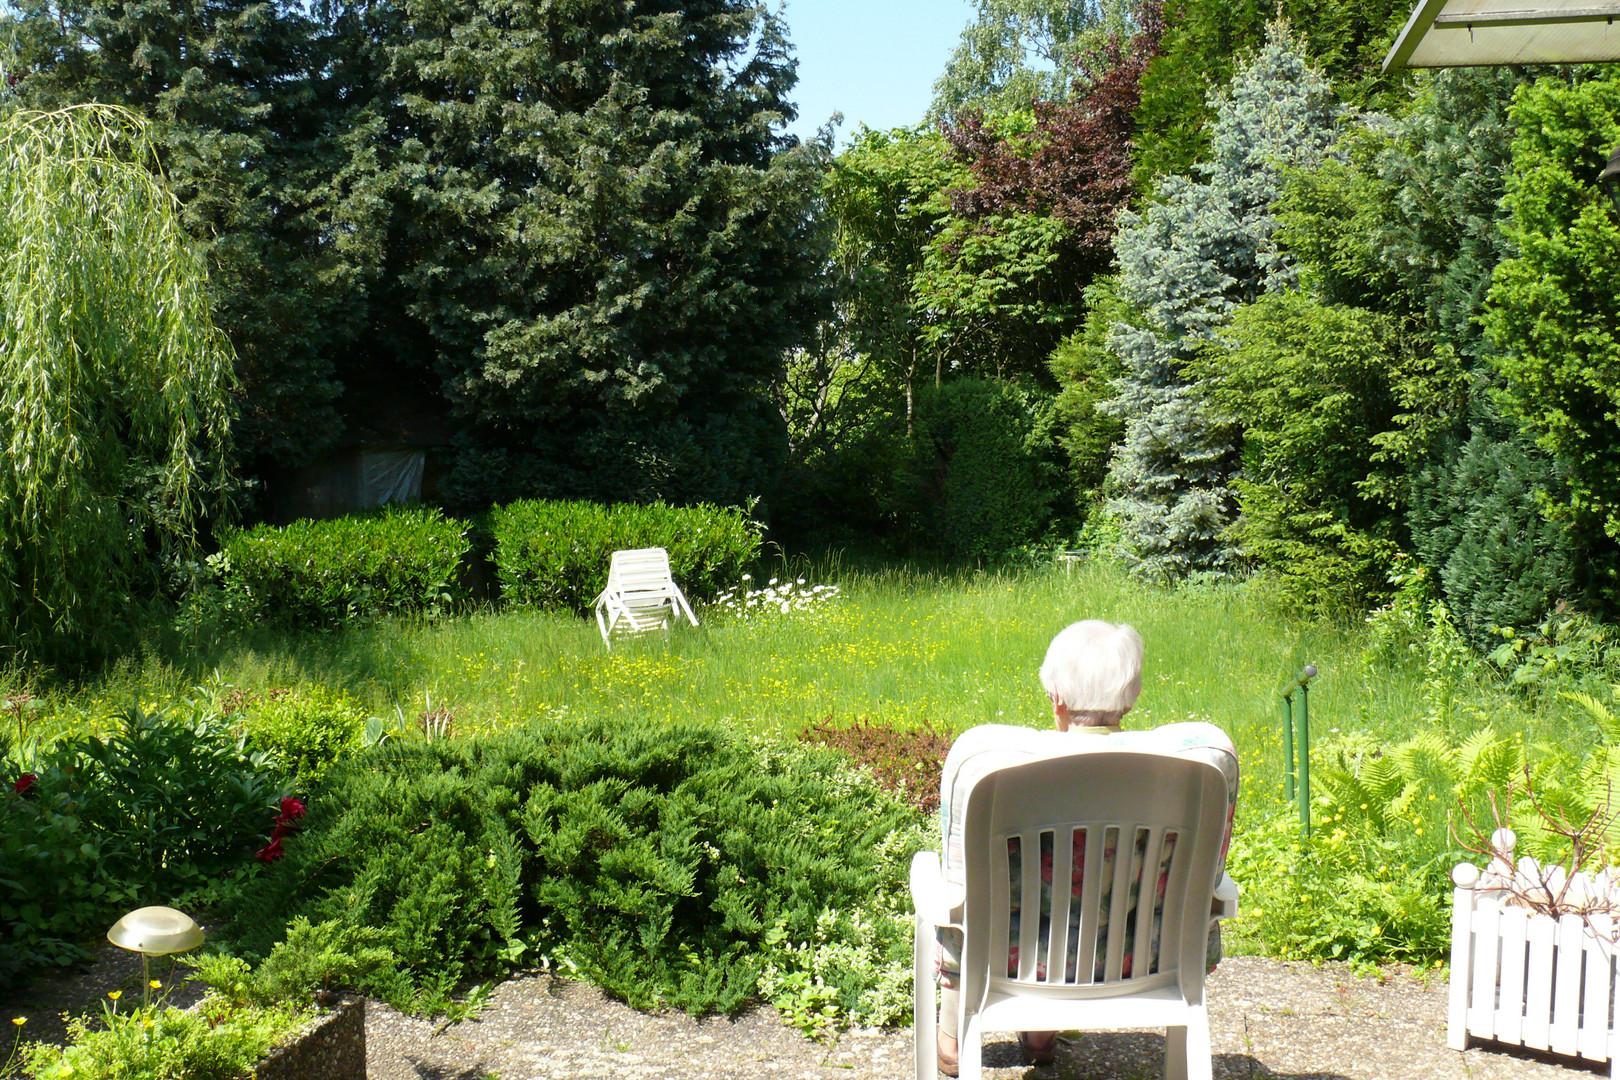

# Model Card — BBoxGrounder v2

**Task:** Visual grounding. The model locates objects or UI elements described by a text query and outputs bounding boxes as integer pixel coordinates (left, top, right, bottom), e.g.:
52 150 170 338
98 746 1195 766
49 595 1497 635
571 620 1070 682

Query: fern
1561 689 1620 744
1456 728 1523 797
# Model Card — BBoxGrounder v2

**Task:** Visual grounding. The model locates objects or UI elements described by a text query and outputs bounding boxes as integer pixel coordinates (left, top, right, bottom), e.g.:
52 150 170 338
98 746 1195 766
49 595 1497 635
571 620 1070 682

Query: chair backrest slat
1075 824 1103 983
1140 828 1163 978
990 839 1013 979
1018 831 1041 981
1046 827 1073 984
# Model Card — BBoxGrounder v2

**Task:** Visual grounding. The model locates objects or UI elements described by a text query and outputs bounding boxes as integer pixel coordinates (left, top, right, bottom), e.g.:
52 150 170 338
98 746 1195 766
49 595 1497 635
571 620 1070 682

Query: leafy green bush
489 499 761 613
0 705 287 983
1488 607 1617 691
230 687 369 784
223 721 920 1022
1232 724 1619 967
1048 279 1128 501
1228 801 1453 967
1206 289 1404 615
216 505 469 629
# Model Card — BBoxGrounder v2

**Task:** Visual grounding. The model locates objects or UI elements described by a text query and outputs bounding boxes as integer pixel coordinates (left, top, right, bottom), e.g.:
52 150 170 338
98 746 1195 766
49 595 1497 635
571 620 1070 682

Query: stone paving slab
364 958 1606 1080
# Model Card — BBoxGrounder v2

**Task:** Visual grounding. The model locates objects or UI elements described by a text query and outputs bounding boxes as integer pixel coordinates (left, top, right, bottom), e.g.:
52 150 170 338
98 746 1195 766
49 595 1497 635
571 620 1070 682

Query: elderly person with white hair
931 619 1240 1077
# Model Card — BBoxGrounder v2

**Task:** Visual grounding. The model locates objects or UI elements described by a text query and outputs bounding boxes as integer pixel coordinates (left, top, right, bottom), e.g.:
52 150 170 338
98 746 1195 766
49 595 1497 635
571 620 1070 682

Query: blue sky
777 0 977 146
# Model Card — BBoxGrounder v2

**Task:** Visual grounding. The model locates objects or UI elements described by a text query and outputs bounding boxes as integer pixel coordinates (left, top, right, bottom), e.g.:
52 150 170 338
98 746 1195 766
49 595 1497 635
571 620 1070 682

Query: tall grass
14 561 1592 809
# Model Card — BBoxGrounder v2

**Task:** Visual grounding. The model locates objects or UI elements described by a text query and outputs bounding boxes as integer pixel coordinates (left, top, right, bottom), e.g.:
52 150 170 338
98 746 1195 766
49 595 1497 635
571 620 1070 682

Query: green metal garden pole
1282 696 1296 801
1278 664 1317 837
1297 678 1311 837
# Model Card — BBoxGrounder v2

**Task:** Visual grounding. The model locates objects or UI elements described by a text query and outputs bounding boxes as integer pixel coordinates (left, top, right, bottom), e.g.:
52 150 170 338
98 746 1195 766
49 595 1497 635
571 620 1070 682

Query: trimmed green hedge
218 506 469 628
489 499 760 613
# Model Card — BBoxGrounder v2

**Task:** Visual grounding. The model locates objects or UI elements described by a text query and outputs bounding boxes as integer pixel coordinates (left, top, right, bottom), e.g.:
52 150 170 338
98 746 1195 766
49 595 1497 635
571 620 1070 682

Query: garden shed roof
1383 0 1620 69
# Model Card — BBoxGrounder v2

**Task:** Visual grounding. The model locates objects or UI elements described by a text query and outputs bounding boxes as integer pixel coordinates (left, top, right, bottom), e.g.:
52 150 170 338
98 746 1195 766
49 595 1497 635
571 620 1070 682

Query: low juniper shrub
799 717 952 815
193 918 397 1008
489 499 760 613
223 720 923 1022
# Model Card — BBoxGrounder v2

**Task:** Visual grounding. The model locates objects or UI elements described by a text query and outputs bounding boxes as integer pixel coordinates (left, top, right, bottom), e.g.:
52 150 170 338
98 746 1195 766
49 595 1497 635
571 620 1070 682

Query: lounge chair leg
1164 1025 1187 1080
914 918 937 1080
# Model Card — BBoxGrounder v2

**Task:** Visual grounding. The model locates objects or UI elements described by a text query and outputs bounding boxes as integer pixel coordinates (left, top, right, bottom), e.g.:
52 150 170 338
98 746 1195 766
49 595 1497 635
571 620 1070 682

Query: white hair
1038 620 1144 716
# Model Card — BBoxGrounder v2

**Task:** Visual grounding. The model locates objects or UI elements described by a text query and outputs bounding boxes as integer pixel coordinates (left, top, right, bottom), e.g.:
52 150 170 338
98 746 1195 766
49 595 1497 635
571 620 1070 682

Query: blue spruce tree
1102 26 1340 579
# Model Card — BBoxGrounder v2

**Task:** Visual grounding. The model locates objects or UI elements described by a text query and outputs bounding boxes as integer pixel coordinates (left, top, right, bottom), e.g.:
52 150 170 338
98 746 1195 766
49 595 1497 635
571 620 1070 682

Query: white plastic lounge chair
591 547 698 649
911 744 1239 1080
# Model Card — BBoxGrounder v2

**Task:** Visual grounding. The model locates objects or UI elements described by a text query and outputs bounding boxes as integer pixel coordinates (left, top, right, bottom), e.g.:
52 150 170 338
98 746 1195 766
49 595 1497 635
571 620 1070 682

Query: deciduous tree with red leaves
947 2 1164 260
919 4 1164 380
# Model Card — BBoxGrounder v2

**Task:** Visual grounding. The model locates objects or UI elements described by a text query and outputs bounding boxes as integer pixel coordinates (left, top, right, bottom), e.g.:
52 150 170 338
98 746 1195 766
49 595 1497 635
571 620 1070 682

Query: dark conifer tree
363 0 830 509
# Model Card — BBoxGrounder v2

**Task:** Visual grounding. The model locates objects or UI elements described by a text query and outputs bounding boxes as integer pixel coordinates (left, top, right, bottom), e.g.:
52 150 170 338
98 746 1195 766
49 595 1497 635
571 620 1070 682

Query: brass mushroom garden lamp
107 907 204 1006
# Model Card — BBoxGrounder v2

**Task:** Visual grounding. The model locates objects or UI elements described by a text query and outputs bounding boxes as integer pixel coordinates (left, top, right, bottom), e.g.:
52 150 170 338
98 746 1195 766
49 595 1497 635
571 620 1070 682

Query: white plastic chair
591 547 698 649
911 744 1239 1080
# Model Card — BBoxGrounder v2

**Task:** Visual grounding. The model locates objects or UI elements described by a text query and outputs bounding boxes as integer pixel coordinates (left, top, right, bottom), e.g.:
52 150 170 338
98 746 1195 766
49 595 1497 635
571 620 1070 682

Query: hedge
217 506 469 628
489 499 759 613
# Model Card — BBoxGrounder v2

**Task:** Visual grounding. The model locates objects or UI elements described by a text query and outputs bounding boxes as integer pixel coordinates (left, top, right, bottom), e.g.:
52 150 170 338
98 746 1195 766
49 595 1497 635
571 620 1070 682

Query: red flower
255 837 284 862
276 797 306 824
12 774 35 797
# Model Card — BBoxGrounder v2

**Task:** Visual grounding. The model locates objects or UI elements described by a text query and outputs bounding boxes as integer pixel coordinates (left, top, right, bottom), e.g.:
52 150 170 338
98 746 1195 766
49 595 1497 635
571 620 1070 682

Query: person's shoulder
947 723 1051 755
1142 720 1237 755
943 723 1054 770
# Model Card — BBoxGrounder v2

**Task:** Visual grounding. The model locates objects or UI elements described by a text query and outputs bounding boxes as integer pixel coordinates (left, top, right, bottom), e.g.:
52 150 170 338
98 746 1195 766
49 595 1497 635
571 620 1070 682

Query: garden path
364 957 1597 1080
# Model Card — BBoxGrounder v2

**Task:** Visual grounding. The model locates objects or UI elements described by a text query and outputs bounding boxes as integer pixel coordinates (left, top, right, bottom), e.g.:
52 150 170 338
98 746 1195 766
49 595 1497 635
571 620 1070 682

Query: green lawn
20 560 1587 809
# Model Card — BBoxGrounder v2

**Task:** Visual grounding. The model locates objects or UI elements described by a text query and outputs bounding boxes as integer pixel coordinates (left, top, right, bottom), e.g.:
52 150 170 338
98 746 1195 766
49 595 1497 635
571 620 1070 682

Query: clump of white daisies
708 574 841 622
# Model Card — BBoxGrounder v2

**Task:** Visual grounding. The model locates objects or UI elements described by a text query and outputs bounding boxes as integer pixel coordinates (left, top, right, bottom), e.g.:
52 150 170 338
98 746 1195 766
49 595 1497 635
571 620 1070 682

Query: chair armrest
910 850 965 927
1211 872 1239 921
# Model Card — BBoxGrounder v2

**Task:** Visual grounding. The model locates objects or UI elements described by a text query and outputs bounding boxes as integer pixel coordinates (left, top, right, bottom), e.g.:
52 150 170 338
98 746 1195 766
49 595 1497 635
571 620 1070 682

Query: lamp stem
142 953 151 1009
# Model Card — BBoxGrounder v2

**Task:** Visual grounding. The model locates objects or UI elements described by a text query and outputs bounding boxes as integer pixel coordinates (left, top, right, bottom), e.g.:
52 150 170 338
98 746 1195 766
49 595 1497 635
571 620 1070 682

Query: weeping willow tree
0 102 235 666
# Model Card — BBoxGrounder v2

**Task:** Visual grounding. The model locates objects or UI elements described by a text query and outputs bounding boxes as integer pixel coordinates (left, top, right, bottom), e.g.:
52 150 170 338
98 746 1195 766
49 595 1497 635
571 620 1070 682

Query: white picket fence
1448 830 1619 1073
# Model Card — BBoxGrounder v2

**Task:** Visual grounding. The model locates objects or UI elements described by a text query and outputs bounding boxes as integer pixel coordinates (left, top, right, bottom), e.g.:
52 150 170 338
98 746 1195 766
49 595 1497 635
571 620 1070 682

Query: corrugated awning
1384 0 1620 69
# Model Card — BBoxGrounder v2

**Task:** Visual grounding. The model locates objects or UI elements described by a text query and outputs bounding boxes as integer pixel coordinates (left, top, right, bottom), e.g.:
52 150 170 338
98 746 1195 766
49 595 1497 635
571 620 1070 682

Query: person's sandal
1018 1030 1058 1065
937 1039 960 1077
